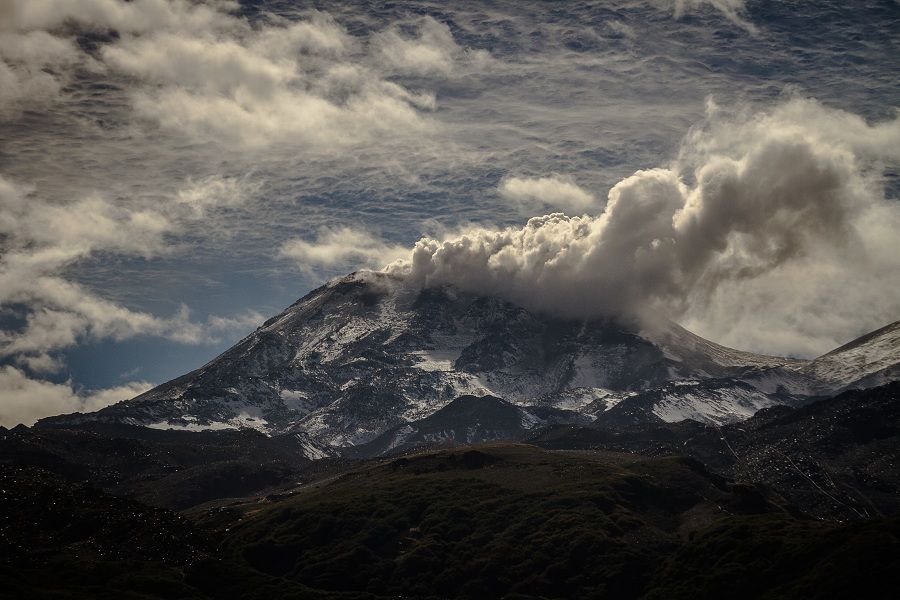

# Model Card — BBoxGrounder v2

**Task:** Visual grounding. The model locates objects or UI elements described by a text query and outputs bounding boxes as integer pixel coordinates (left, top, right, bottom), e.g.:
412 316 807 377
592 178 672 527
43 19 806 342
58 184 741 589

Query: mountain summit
41 272 900 451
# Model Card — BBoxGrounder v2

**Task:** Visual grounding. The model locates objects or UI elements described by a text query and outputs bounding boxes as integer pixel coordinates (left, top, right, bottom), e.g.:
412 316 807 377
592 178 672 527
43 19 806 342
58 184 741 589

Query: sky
1 0 899 426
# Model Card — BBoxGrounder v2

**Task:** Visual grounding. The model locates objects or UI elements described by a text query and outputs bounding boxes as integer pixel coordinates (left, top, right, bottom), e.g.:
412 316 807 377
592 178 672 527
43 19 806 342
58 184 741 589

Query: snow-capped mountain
40 272 899 450
799 320 900 391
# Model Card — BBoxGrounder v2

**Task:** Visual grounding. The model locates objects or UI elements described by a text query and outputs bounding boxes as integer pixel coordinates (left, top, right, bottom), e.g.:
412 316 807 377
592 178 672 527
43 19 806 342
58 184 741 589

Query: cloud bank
386 99 900 356
0 366 152 427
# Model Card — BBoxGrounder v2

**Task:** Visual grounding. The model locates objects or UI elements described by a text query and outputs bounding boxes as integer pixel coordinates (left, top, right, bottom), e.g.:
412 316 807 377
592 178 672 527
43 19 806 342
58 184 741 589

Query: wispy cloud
175 175 256 217
672 0 757 34
373 16 489 76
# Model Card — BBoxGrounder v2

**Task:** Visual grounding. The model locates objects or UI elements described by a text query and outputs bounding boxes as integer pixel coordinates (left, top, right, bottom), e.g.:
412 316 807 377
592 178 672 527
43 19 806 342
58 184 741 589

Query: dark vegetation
1 382 899 598
530 381 900 520
0 423 360 510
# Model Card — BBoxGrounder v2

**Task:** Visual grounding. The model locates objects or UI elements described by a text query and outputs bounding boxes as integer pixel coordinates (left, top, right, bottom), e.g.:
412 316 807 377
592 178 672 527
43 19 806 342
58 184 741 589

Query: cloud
387 99 900 356
204 310 267 336
0 366 152 427
0 0 239 117
175 175 254 217
499 175 596 215
0 175 261 368
671 0 757 34
373 16 483 77
1 2 451 148
280 227 410 273
0 175 176 366
0 29 80 117
98 10 439 149
605 20 636 40
0 0 239 34
0 178 171 259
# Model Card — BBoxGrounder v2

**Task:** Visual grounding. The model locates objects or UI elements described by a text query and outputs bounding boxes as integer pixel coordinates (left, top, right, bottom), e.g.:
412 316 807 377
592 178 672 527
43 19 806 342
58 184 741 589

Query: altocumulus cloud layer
0 0 898 424
387 99 900 356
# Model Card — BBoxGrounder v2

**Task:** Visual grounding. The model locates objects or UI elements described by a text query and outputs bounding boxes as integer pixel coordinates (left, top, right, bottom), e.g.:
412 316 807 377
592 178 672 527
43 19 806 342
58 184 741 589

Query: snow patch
651 383 779 426
146 420 233 432
411 349 458 372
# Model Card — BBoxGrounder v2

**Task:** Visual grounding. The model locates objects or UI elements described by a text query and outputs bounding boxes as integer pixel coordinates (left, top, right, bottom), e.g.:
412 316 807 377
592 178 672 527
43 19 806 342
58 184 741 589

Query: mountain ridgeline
38 272 900 458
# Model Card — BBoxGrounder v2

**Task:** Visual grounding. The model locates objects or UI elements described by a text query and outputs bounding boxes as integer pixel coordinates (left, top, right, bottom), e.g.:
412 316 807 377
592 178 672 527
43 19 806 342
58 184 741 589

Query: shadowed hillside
3 442 899 599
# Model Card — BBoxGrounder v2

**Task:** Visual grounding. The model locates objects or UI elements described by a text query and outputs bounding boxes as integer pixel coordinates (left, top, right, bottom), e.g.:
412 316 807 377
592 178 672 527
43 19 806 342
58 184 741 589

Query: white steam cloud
499 175 597 215
280 227 410 273
387 99 900 356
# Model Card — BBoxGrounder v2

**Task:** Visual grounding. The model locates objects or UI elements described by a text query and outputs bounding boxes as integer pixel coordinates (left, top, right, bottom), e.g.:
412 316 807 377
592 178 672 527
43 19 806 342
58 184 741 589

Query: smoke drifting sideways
386 99 900 357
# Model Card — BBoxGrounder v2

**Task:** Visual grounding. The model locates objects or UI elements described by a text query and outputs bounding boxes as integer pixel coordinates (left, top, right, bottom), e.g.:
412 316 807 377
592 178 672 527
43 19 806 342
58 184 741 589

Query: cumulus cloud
387 99 900 356
0 366 152 427
280 227 410 273
0 177 170 258
499 175 596 215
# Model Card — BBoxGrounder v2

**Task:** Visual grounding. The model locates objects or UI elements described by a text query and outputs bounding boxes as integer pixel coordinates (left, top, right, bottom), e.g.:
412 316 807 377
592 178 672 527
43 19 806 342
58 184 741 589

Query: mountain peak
37 275 900 454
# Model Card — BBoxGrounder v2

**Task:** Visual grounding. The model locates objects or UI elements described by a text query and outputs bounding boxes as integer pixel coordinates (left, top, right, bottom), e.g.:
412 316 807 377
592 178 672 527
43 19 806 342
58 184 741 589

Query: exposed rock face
39 272 899 450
